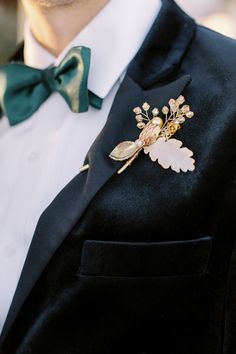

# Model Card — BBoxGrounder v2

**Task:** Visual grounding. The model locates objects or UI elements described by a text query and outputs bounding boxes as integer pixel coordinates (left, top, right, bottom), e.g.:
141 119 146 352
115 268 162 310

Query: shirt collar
24 0 162 99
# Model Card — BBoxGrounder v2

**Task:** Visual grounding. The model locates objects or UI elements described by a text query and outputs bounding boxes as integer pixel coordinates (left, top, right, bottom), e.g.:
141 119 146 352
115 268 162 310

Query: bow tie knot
0 46 103 126
41 67 58 91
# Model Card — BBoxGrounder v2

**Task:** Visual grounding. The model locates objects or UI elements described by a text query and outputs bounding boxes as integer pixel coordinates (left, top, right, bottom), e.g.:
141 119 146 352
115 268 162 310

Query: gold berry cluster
133 95 194 140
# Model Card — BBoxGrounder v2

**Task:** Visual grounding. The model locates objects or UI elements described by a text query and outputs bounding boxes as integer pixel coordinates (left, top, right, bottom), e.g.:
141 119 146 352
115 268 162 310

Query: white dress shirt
0 0 161 334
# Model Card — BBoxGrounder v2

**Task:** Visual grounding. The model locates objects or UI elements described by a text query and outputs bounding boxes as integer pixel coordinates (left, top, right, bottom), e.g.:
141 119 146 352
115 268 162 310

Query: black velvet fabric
1 0 236 353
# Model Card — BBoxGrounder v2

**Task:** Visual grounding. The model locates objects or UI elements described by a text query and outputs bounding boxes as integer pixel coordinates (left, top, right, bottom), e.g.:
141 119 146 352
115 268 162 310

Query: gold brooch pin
109 96 195 174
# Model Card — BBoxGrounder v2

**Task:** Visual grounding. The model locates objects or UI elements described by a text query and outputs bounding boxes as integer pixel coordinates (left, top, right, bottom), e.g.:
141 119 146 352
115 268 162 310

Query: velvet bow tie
0 46 102 126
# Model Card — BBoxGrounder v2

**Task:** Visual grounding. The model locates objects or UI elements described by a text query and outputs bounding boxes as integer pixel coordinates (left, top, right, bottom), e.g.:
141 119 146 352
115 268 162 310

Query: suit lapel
1 0 196 343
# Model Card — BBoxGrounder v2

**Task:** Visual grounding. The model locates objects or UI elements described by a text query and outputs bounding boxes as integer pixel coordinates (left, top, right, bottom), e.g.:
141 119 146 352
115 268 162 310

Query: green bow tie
0 46 102 126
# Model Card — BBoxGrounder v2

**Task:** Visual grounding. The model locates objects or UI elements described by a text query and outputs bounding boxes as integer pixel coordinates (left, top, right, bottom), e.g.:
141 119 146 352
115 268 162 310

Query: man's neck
21 0 109 57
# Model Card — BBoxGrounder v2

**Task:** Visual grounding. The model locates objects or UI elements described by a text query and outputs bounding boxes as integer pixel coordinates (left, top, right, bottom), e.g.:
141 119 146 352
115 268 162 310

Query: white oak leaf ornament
109 96 196 174
144 138 195 173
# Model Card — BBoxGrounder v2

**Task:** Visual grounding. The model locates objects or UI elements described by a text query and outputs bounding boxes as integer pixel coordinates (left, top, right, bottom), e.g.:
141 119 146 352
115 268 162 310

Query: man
0 0 236 353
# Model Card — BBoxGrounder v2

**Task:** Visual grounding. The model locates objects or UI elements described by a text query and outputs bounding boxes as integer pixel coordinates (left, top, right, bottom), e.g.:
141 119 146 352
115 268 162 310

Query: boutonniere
109 95 195 174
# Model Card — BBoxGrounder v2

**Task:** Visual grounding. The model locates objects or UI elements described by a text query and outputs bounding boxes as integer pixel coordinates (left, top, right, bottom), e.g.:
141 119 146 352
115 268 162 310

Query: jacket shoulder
193 24 236 75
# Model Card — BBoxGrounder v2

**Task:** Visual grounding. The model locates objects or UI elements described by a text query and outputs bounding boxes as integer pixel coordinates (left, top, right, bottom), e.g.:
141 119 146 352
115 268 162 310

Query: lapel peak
128 0 196 89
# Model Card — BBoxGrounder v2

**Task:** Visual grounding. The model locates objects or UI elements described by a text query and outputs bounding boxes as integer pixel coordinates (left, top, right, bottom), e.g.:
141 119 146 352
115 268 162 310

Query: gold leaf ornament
110 141 142 161
109 96 195 174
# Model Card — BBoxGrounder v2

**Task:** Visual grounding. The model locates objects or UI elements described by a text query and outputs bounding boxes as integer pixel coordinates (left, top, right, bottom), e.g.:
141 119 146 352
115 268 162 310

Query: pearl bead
137 122 146 129
135 139 143 148
152 117 163 127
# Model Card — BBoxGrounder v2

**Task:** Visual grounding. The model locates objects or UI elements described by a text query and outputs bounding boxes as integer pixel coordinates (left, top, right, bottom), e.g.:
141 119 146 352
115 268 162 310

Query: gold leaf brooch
109 96 195 174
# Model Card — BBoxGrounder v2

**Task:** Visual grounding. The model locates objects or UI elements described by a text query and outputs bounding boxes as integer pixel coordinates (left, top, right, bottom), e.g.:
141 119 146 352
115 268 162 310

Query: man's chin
29 0 77 7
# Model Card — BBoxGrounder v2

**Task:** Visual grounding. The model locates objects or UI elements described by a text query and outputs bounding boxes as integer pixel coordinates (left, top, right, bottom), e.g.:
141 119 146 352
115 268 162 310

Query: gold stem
117 148 142 174
141 112 151 121
162 111 175 129
79 164 90 172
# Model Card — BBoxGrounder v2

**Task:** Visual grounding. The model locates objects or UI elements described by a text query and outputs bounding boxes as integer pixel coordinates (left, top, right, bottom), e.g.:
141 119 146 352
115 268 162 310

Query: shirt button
5 245 16 257
28 152 39 163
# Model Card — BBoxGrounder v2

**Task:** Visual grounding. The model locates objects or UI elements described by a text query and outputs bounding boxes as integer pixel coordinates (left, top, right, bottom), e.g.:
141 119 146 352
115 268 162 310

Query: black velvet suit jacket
1 0 236 353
